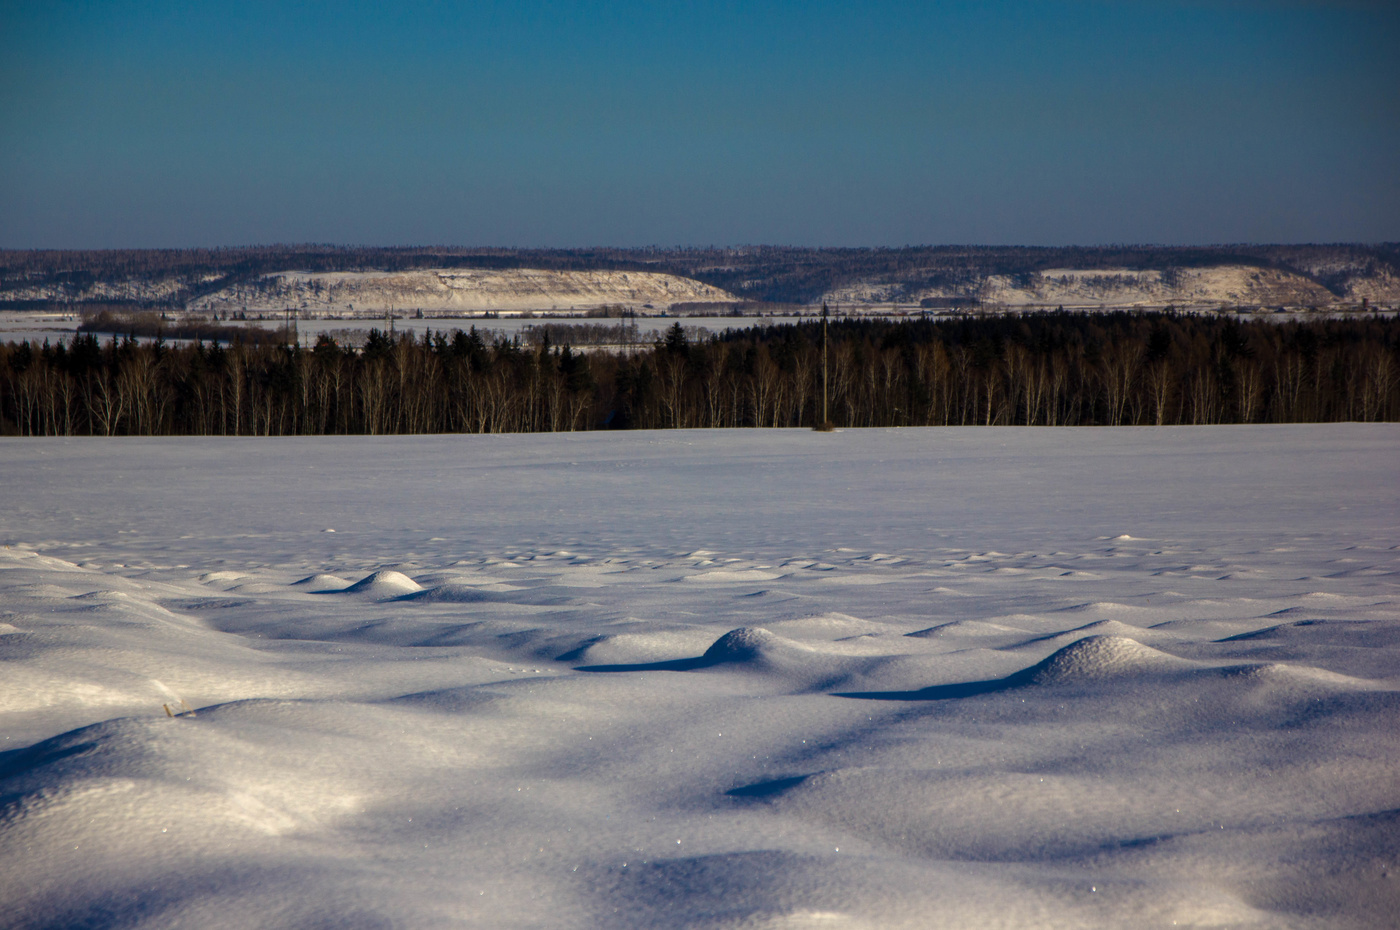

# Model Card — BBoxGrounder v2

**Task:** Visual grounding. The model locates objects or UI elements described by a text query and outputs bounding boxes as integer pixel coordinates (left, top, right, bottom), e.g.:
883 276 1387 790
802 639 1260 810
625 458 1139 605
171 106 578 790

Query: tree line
1 312 1395 436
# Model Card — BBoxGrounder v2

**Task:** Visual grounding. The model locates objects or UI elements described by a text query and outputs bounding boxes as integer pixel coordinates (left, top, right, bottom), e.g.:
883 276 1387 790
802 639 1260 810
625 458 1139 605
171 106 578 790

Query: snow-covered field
1 426 1397 929
0 312 816 349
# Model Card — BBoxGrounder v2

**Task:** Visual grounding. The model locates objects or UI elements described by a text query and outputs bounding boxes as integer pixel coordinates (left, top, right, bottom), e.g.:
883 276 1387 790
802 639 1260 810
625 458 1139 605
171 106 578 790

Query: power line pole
822 302 829 426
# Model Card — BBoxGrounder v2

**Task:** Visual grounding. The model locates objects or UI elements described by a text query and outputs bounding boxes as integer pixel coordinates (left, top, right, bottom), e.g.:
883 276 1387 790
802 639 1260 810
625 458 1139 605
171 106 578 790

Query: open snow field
0 312 813 350
1 426 1397 929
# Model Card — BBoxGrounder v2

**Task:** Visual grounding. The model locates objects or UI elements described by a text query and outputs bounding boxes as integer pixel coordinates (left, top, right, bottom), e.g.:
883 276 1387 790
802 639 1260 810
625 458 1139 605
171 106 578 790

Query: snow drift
0 425 1396 929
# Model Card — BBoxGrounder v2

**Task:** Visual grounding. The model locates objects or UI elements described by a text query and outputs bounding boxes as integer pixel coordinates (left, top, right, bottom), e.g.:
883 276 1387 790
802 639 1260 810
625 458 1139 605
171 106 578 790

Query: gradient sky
2 0 1397 248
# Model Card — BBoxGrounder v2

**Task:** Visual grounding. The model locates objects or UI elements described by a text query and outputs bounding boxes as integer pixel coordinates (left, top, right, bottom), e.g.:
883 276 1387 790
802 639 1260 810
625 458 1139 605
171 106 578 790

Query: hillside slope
2 268 739 315
824 264 1351 309
3 244 1398 312
189 268 739 315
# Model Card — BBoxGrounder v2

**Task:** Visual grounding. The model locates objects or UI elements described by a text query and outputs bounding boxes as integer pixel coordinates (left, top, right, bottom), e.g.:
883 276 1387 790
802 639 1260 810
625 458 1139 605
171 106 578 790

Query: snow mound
1028 619 1163 646
343 571 422 598
766 613 886 638
1026 635 1185 685
907 619 1029 639
398 582 576 607
200 571 249 584
683 569 781 583
699 627 833 666
1070 619 1148 636
1221 662 1377 690
227 582 288 595
67 589 131 603
396 583 491 603
558 630 717 665
292 573 350 592
702 627 786 663
11 582 84 599
1060 601 1138 613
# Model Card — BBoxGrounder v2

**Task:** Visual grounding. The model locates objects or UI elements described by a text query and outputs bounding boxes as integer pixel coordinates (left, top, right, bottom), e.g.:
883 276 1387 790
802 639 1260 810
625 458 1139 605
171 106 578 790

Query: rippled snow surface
1 426 1397 929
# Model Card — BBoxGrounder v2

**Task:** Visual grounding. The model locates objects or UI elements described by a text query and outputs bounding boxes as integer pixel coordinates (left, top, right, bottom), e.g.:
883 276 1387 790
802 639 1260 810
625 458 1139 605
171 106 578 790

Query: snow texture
0 425 1397 929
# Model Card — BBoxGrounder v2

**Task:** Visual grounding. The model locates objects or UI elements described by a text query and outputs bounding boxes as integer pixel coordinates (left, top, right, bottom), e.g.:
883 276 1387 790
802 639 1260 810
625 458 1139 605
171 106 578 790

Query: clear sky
2 0 1397 248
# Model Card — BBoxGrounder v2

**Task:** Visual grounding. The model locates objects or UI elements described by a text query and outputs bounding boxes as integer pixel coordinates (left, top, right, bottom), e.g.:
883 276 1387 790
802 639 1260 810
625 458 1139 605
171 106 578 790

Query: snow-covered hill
188 268 741 315
1 268 740 316
6 246 1399 314
824 263 1390 309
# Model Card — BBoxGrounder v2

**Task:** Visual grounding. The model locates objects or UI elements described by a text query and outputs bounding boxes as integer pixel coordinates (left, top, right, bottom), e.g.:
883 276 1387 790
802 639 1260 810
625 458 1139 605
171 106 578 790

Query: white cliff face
6 259 1396 315
0 268 740 315
824 264 1397 309
187 269 741 315
977 266 1339 309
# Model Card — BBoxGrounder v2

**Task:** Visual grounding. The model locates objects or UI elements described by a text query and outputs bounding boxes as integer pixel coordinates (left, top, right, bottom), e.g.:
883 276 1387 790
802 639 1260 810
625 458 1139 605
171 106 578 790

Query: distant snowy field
1 426 1397 929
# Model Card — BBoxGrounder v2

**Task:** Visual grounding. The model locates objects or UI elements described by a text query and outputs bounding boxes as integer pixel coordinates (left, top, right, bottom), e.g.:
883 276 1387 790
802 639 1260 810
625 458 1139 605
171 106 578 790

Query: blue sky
2 0 1397 247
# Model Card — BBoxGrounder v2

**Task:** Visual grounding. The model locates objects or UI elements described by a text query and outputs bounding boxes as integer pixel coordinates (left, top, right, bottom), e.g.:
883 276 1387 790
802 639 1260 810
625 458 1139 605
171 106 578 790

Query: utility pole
821 302 829 426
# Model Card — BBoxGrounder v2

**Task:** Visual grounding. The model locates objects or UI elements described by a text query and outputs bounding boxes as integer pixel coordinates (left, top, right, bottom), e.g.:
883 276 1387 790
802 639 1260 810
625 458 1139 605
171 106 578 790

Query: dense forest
4 244 1398 306
2 312 1395 436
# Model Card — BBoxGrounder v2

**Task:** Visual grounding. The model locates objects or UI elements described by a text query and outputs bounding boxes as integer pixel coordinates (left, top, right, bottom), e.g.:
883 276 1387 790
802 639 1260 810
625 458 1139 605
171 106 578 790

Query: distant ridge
2 244 1397 312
